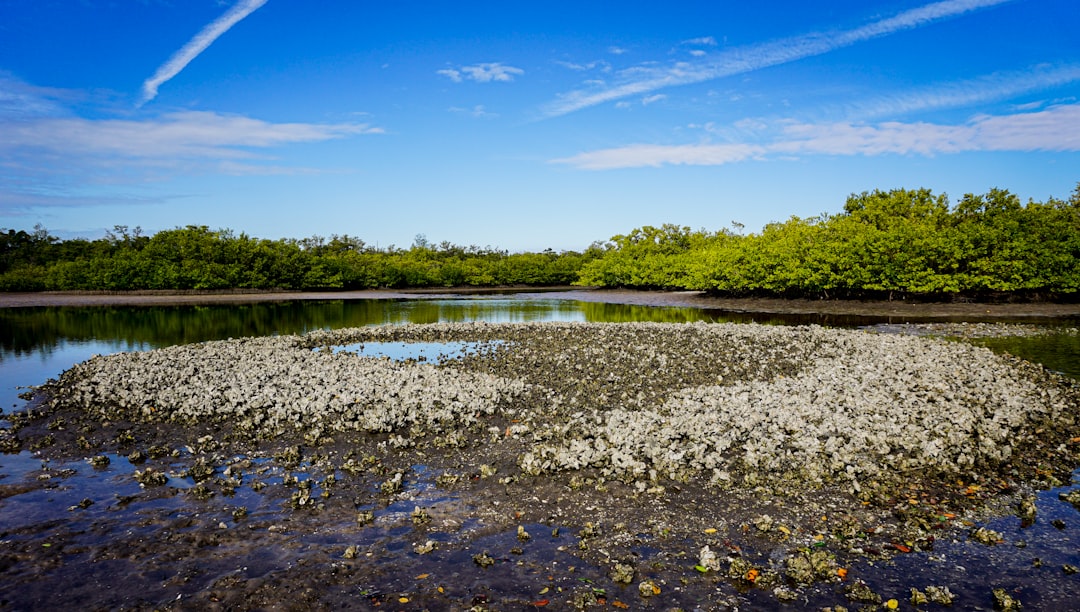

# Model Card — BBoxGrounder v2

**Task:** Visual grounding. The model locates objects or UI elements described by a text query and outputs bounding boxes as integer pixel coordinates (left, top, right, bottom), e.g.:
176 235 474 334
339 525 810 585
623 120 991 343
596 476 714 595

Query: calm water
1 295 1078 413
2 295 1080 609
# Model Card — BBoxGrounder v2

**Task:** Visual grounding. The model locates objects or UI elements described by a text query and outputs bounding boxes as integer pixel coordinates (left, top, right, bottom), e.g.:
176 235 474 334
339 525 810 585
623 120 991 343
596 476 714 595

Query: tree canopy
3 184 1077 298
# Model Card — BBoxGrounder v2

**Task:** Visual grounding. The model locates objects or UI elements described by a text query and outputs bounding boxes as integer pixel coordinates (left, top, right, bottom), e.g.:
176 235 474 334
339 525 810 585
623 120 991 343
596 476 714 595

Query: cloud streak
0 109 381 211
139 0 268 106
2 111 378 159
542 0 1013 117
438 63 524 83
551 104 1080 169
844 63 1080 119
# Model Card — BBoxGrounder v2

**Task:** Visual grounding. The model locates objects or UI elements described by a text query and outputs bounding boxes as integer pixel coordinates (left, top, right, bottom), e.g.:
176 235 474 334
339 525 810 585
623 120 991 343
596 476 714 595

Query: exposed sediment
10 321 1080 609
37 321 1080 495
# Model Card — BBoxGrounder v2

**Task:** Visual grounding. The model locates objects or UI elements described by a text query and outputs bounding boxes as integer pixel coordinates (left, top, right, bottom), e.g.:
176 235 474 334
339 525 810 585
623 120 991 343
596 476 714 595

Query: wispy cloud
449 105 498 118
438 62 524 83
551 104 1080 169
0 72 75 119
844 63 1080 119
2 111 378 159
780 104 1080 156
553 143 764 170
554 59 610 72
0 189 166 211
0 107 380 208
682 36 717 47
641 94 667 105
542 0 1013 118
139 0 268 106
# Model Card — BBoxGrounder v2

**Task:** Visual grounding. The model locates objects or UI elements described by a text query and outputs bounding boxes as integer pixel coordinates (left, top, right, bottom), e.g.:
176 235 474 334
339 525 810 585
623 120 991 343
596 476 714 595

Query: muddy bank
3 287 1080 320
4 322 1080 609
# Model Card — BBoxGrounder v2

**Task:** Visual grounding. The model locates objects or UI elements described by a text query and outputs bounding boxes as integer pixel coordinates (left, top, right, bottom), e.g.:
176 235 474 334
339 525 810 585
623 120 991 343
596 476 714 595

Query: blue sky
1 0 1078 251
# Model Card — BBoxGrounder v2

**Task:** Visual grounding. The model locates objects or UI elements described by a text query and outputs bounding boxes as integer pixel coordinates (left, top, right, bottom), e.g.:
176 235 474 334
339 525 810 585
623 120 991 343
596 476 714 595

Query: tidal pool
327 340 503 362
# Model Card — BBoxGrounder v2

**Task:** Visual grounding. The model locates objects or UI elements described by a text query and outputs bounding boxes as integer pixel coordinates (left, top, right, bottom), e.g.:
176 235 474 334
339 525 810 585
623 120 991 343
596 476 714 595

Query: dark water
2 294 1079 609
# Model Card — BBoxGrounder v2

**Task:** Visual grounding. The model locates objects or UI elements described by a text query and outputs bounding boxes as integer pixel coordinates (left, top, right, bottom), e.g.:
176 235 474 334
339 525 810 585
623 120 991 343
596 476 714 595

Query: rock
971 527 1003 545
1059 490 1080 511
773 586 799 602
637 580 660 597
610 562 634 583
1016 496 1038 525
411 506 430 526
698 545 722 572
785 548 837 584
925 585 955 605
992 587 1022 610
134 468 168 487
845 580 881 604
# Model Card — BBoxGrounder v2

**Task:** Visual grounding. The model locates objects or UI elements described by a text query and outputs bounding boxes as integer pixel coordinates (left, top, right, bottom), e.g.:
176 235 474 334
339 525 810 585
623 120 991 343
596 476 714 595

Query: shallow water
2 293 1079 609
328 340 501 362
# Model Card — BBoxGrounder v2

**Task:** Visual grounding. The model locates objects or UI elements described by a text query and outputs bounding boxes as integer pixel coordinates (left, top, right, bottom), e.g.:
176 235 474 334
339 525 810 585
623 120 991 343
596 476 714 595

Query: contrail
542 0 1014 118
139 0 268 106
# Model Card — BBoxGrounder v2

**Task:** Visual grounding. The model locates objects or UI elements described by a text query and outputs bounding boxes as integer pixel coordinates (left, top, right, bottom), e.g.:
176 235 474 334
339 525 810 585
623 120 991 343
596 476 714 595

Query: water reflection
0 298 687 410
972 333 1080 380
1 296 1077 413
329 340 499 362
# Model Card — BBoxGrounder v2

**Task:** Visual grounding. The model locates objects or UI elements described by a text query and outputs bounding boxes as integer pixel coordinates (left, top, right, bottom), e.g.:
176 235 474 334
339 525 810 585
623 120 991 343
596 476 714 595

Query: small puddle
323 340 501 363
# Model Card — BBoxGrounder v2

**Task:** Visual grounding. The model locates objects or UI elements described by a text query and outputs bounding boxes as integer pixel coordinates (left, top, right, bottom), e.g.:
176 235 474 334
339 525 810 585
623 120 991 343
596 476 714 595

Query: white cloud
0 108 381 211
689 50 707 57
449 105 498 118
0 72 75 119
1 111 379 159
682 36 718 46
552 143 763 170
139 0 268 106
542 0 1013 117
438 62 524 83
555 59 611 72
846 63 1080 119
608 46 629 55
551 104 1080 169
436 68 462 83
641 94 667 105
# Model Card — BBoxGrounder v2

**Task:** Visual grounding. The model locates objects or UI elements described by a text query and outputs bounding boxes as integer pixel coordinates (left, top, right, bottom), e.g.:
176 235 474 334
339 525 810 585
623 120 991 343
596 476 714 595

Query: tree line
577 185 1080 298
2 184 1077 298
0 226 591 291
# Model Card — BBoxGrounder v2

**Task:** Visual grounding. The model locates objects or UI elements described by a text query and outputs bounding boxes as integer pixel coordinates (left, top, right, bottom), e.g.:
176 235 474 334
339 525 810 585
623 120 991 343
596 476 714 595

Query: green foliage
3 183 1077 296
579 184 1080 297
0 224 591 292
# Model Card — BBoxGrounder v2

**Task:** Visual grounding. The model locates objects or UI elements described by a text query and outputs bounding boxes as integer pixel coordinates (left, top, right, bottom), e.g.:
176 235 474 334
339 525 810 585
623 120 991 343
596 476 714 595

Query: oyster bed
41 322 1080 493
6 321 1080 609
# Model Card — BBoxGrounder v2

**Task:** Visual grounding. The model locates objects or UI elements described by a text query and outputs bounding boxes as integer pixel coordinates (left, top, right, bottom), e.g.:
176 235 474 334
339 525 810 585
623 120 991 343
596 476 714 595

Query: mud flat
4 322 1080 609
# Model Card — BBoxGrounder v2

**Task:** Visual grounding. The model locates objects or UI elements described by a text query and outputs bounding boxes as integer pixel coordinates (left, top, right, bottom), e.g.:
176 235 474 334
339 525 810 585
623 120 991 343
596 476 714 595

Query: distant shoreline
3 287 1080 319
